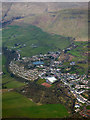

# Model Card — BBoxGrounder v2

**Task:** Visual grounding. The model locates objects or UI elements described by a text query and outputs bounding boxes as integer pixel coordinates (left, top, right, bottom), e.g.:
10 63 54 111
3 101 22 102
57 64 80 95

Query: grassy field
2 55 8 74
2 24 71 57
68 41 88 62
2 91 69 118
86 105 90 110
68 41 88 74
3 78 25 89
0 92 2 118
2 54 25 88
36 78 46 84
68 41 88 58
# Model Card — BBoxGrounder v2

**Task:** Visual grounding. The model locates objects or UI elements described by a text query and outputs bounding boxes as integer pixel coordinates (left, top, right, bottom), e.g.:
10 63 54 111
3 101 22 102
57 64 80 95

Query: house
75 109 80 112
75 104 80 108
70 61 75 65
46 76 57 84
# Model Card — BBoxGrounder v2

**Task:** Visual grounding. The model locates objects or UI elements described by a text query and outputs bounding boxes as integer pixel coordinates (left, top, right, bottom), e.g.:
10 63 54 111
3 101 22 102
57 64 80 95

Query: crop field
2 91 69 118
2 25 71 57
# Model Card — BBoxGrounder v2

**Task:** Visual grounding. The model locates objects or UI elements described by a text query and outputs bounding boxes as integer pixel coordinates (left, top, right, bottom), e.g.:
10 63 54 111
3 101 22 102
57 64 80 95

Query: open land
1 2 89 119
3 91 69 118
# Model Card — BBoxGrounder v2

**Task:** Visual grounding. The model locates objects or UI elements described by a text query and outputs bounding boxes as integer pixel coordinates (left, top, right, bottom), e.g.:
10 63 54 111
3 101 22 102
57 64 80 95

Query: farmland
2 54 25 88
2 29 89 118
2 91 69 118
2 24 71 57
2 34 71 118
68 41 88 59
2 2 89 119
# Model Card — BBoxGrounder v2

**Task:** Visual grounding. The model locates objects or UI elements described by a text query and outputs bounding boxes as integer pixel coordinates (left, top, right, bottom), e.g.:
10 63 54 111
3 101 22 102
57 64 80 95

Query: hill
2 2 88 41
2 24 72 57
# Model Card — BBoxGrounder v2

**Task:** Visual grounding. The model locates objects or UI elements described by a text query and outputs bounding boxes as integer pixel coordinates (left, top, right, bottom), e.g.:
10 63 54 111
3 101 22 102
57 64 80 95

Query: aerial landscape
1 2 90 119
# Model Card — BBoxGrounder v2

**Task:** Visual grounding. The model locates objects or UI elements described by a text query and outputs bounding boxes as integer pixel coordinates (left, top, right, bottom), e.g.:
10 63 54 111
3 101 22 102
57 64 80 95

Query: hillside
2 2 88 41
2 24 71 57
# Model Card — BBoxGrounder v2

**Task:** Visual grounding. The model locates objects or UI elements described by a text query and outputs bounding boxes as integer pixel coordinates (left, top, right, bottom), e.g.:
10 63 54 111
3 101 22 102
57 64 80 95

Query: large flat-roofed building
46 76 57 84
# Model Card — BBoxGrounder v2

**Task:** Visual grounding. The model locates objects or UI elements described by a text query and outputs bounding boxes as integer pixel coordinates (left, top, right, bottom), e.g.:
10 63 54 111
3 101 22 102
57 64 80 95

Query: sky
1 0 89 2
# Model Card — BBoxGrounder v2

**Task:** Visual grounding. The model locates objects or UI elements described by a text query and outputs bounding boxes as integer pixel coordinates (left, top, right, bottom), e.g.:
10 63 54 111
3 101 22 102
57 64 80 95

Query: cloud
1 0 89 2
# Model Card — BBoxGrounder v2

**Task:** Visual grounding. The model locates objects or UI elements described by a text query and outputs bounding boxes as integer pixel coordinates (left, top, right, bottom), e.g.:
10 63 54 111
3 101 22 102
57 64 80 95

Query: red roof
41 82 52 87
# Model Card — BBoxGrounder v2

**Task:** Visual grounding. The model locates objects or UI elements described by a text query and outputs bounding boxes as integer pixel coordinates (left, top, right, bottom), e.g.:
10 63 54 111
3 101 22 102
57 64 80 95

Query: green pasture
86 105 90 110
3 78 25 88
68 41 88 61
36 78 46 84
2 54 25 88
2 25 71 57
2 91 69 118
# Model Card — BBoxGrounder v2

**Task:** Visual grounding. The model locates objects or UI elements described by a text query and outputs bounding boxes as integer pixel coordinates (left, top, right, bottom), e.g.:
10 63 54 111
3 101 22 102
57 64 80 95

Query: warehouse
46 76 57 84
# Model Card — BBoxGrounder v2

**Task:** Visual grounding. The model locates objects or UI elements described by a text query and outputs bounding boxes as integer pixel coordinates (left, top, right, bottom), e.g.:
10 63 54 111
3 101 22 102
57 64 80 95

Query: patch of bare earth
2 89 13 93
75 38 88 41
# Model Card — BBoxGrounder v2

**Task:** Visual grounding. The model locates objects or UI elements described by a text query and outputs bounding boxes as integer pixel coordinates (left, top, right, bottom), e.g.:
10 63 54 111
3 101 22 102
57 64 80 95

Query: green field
3 78 25 89
68 41 88 64
68 41 88 58
86 105 90 110
2 91 69 118
2 54 25 88
2 69 25 88
2 55 8 75
36 78 46 84
0 92 2 118
2 25 71 57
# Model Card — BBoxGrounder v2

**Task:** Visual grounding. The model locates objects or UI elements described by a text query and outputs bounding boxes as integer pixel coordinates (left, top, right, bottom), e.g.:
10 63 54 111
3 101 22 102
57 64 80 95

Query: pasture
2 91 69 118
2 25 71 57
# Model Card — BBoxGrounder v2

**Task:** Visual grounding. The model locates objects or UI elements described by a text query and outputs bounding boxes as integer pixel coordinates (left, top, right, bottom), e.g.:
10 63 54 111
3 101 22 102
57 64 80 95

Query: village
9 49 90 117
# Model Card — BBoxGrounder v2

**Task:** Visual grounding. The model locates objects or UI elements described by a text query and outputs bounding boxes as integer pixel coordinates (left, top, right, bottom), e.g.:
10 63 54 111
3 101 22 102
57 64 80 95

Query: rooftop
46 76 57 83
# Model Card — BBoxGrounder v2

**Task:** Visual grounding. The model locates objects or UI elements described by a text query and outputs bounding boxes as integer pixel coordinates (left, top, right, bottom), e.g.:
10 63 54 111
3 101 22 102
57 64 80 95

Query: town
9 49 90 117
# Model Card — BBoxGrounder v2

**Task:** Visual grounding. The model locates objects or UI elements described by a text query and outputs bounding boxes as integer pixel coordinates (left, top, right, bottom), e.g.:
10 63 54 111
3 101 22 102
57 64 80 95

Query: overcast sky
1 0 89 2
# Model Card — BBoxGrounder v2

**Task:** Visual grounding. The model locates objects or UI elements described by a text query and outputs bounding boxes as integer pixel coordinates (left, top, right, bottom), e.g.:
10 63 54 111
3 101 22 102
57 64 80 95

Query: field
2 53 69 118
2 25 71 57
2 54 25 88
2 91 69 118
36 78 46 84
68 41 88 59
3 78 25 89
2 3 88 119
86 105 90 110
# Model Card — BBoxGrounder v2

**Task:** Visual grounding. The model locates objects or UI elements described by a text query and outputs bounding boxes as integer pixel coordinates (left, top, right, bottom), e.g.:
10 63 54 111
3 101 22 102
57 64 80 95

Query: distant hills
2 2 88 41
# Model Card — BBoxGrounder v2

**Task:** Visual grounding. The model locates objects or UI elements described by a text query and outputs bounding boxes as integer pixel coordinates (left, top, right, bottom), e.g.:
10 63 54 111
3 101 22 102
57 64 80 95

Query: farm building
46 76 57 84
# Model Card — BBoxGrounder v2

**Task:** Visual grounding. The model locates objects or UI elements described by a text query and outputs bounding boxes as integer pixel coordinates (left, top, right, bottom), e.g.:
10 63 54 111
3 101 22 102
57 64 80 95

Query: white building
75 104 80 108
46 76 57 84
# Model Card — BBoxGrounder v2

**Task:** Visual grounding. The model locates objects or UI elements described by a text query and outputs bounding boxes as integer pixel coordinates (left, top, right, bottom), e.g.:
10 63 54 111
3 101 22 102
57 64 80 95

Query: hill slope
2 24 72 57
2 2 88 41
